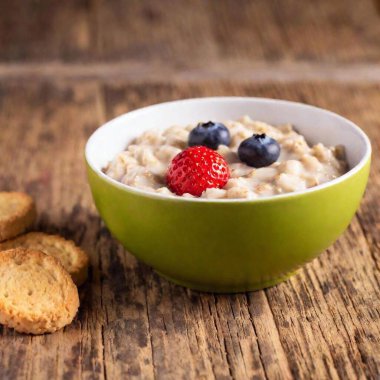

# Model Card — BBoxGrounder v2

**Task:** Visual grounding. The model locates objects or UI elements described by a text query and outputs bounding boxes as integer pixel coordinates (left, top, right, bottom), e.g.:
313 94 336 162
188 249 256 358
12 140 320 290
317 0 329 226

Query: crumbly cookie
0 248 79 334
0 232 89 286
0 192 36 242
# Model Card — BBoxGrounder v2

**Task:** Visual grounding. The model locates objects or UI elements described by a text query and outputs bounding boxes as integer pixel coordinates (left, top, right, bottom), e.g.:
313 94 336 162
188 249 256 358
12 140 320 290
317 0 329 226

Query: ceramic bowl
85 97 371 292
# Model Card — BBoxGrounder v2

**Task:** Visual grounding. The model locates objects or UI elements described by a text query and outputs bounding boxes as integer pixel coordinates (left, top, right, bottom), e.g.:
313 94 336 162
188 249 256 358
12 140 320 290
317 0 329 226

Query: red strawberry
166 146 230 197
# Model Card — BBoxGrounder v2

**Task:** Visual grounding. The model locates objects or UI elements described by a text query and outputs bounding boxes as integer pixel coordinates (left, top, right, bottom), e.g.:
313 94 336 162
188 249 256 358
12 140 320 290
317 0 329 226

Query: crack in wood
245 295 269 380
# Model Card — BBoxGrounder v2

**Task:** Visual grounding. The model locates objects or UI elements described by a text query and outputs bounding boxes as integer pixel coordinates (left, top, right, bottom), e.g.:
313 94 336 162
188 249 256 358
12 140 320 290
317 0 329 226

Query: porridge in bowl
104 116 347 199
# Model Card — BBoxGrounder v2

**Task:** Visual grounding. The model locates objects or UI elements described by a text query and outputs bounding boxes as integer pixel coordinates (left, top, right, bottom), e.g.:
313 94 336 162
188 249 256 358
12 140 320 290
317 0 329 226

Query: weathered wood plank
0 80 379 380
0 0 94 62
1 0 380 63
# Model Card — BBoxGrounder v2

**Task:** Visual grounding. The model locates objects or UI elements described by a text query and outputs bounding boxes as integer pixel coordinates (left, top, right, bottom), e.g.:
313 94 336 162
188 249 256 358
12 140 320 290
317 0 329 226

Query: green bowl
85 97 371 292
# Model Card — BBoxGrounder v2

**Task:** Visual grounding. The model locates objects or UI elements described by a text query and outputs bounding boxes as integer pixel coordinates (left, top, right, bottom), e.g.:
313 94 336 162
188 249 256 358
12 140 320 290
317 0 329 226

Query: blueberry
238 133 280 168
188 121 231 150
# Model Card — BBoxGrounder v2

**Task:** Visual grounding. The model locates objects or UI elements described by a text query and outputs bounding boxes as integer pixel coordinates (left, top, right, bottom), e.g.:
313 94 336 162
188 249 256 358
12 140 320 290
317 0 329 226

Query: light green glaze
87 158 370 293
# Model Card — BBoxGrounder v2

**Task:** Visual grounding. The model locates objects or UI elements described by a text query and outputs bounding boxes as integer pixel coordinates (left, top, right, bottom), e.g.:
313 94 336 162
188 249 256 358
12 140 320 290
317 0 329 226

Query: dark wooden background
0 1 380 379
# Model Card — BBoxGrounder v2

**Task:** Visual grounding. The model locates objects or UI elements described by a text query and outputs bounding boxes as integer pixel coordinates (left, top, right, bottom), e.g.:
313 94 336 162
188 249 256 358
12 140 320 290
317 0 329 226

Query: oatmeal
104 116 347 199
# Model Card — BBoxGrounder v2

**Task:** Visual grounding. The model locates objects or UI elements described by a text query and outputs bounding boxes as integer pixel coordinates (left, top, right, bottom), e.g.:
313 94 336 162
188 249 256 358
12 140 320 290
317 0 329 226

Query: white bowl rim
85 96 372 203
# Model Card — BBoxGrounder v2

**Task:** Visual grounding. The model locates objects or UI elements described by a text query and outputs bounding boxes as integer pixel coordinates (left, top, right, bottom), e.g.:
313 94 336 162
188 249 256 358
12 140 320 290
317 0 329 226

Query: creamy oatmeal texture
104 116 347 199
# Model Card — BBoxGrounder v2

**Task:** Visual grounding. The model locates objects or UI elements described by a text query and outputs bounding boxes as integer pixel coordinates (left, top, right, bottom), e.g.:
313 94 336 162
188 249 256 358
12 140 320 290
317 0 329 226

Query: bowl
85 97 371 293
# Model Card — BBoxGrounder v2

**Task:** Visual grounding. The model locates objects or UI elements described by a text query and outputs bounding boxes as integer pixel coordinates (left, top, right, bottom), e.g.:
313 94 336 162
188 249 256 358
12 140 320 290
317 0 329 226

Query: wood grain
0 80 379 379
4 61 380 83
1 0 380 63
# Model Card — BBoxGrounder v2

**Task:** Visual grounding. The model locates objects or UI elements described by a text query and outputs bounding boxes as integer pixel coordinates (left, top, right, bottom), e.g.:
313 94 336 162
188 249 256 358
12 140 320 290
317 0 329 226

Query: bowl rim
85 96 372 203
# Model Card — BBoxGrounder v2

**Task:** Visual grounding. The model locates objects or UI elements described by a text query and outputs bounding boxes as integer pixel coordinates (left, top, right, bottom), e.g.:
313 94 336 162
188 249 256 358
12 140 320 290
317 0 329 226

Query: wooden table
0 1 380 379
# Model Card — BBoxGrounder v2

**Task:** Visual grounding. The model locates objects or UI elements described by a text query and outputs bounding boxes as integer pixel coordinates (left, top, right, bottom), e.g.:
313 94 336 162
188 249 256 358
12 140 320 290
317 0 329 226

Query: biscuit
0 192 36 242
0 232 89 286
0 248 79 334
